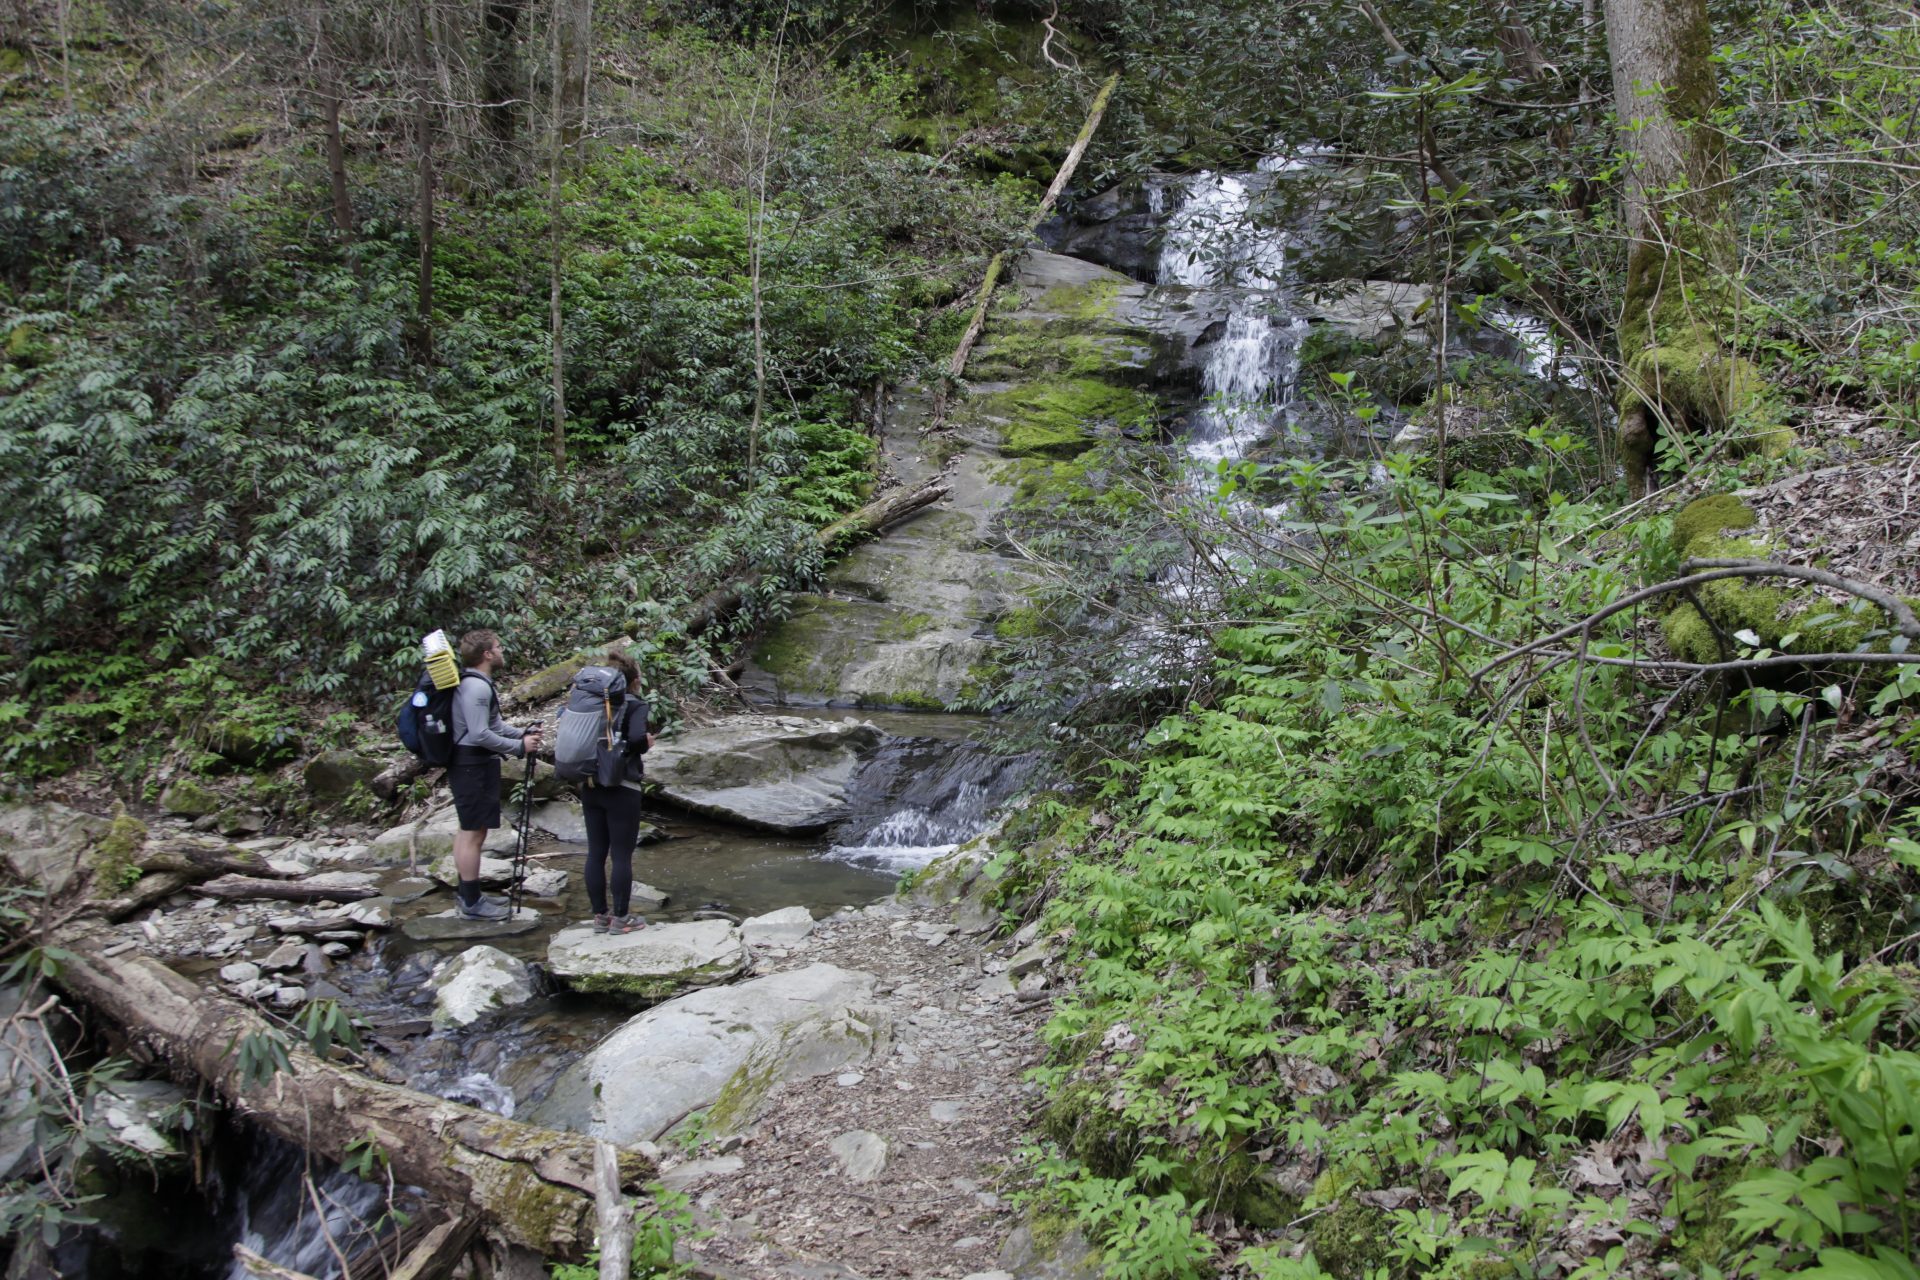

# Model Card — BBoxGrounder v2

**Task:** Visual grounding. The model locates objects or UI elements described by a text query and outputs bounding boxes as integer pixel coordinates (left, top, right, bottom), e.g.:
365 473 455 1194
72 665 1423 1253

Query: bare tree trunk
546 0 593 471
481 0 526 142
50 923 653 1258
55 0 75 116
1603 0 1782 496
549 149 569 471
412 0 438 363
322 87 354 235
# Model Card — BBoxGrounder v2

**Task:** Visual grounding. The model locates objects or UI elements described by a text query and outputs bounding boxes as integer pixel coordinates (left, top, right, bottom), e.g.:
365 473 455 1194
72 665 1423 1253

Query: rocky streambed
4 701 1062 1280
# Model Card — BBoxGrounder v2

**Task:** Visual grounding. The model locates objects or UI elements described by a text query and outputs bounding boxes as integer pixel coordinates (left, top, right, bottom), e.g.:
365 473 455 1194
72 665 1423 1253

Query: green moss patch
1670 494 1758 556
985 378 1154 459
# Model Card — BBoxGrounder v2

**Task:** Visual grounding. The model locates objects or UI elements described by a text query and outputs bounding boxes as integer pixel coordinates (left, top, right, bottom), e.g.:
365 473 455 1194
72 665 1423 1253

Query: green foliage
0 13 1026 764
548 1182 705 1280
1005 453 1920 1277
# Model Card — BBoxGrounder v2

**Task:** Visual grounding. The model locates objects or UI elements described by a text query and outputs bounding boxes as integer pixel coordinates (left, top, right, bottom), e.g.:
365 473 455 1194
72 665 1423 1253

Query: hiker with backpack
447 629 543 920
552 651 653 934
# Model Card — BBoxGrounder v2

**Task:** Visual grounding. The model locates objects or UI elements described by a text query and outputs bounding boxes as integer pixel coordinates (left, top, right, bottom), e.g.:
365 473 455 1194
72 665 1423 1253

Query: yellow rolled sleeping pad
422 629 461 690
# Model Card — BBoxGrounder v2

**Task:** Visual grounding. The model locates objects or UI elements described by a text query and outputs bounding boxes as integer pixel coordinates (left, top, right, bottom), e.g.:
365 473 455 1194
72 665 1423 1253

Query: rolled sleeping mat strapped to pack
422 629 461 691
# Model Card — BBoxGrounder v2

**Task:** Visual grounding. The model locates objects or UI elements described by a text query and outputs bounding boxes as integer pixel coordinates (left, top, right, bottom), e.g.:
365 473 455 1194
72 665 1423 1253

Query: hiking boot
458 895 512 921
590 914 611 933
610 914 646 934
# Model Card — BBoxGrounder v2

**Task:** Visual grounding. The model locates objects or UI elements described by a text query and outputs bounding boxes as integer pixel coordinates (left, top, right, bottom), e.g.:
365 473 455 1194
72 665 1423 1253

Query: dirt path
659 898 1050 1280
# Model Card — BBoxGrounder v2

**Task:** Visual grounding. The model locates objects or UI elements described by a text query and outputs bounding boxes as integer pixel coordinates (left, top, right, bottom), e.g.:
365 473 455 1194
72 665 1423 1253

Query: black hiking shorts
448 756 503 831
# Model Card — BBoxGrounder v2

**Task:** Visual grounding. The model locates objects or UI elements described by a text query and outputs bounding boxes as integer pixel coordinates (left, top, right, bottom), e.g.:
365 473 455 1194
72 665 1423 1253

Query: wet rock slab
545 919 747 1000
644 717 884 833
400 906 543 942
530 962 885 1145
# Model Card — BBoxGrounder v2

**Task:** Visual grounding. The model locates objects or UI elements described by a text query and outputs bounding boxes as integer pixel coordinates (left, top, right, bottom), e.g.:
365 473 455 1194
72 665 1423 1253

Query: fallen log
193 874 380 903
929 71 1121 430
685 478 950 638
138 835 304 881
370 755 429 801
51 923 653 1257
99 872 195 922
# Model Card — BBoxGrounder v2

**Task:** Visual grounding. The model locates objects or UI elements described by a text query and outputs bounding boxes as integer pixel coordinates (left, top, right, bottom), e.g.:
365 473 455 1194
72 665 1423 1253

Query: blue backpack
398 670 495 767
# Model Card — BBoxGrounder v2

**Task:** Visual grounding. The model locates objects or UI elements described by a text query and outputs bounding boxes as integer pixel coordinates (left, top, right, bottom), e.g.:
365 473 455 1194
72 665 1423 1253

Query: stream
115 709 1036 1280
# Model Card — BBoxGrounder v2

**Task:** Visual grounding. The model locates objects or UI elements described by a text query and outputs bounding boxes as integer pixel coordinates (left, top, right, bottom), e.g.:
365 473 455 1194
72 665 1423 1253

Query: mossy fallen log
49 924 653 1258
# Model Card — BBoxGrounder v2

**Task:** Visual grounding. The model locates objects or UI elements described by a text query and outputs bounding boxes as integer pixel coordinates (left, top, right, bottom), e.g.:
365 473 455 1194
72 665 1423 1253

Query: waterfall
213 1129 388 1280
1156 161 1307 470
825 737 1040 872
1486 307 1588 387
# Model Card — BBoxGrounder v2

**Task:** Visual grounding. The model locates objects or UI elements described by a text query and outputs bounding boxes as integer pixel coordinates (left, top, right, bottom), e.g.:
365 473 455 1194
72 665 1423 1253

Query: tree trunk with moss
1604 0 1784 496
50 921 654 1261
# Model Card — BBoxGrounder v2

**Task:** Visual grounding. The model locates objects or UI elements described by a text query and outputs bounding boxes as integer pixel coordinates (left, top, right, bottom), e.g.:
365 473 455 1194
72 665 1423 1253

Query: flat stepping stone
400 907 542 942
546 920 747 1001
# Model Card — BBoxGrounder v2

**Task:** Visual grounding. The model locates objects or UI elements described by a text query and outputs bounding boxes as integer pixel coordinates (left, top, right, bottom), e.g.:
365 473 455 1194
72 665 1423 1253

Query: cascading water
214 1130 389 1280
825 736 1040 873
1157 155 1314 471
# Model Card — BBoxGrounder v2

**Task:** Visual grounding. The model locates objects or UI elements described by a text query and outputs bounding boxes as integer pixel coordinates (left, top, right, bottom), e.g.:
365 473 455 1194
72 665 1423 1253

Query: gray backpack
552 666 627 782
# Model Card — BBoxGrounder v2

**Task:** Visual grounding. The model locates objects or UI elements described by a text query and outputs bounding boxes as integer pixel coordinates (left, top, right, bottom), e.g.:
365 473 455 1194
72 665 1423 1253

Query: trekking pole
510 753 536 918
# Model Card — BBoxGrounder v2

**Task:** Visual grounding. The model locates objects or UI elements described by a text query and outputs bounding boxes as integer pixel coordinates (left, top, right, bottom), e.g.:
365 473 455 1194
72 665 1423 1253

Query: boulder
0 802 114 896
0 985 56 1180
216 808 268 837
545 920 748 1001
530 963 887 1145
302 750 384 800
375 809 518 863
206 720 300 769
741 907 815 947
645 717 884 833
429 945 536 1028
632 881 669 909
159 779 221 819
530 801 588 843
521 866 568 898
428 852 517 888
1299 280 1434 344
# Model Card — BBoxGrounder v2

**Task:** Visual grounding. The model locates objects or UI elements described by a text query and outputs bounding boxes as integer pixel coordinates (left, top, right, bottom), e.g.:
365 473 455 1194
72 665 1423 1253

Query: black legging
581 784 645 916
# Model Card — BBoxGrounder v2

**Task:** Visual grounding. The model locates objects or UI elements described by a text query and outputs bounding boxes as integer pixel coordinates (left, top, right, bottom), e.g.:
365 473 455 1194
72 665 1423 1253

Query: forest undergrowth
0 5 1042 786
990 444 1920 1280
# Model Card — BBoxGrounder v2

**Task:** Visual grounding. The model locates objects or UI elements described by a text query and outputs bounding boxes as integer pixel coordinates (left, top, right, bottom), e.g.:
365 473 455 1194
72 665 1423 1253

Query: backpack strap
461 670 499 717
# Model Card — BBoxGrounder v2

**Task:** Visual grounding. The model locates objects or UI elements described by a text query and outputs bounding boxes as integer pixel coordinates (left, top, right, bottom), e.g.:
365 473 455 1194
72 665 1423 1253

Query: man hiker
449 629 543 920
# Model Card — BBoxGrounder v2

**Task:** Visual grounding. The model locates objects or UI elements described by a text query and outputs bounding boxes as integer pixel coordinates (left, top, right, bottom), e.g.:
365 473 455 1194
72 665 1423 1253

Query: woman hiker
581 650 655 933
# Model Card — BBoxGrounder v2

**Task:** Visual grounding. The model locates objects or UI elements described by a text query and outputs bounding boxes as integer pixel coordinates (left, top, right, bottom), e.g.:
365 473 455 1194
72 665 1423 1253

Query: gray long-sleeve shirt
451 670 526 758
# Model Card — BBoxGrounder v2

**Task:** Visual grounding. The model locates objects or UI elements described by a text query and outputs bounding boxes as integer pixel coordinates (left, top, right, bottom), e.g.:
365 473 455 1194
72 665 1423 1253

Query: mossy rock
995 606 1045 640
1304 1197 1392 1278
984 378 1155 459
302 750 384 800
1670 494 1757 556
159 779 221 818
93 810 149 890
1661 525 1918 670
206 720 300 769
